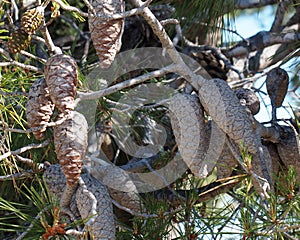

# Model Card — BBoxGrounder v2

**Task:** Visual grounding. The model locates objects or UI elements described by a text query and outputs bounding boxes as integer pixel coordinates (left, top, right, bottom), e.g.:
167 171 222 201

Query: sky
234 6 274 39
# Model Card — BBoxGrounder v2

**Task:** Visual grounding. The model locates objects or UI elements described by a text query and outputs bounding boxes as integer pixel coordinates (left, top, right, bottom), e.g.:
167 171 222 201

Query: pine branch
0 170 34 181
120 155 159 172
0 61 42 72
0 91 28 97
270 1 288 32
285 5 300 28
77 64 175 101
112 198 184 218
0 139 50 162
78 177 98 227
130 0 202 87
146 175 244 206
228 60 284 88
40 21 62 55
65 229 86 237
225 31 300 59
16 206 50 240
0 116 67 135
53 0 151 19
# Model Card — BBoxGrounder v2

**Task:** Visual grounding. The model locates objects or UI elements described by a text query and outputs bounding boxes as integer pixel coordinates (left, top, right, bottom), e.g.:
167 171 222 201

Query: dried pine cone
198 78 259 155
44 54 78 114
266 68 289 108
91 165 146 213
198 78 271 197
43 164 80 218
44 164 116 239
76 172 116 239
7 28 31 53
168 93 208 177
21 6 44 35
266 68 289 123
189 49 228 80
277 126 300 181
235 88 260 115
265 143 281 178
88 0 125 68
53 112 88 186
26 78 54 140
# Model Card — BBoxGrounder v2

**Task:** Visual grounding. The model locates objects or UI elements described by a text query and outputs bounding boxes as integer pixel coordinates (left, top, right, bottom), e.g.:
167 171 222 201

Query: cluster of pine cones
25 0 125 190
26 53 88 188
7 6 44 53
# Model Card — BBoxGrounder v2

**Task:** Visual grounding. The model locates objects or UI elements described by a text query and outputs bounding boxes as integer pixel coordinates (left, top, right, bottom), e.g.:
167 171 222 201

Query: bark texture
91 164 145 213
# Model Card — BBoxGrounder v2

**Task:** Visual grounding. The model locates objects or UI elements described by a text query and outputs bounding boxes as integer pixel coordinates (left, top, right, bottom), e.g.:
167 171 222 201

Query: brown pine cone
7 28 31 53
26 78 54 140
188 49 228 80
44 54 78 114
88 0 125 68
21 6 44 35
53 112 88 186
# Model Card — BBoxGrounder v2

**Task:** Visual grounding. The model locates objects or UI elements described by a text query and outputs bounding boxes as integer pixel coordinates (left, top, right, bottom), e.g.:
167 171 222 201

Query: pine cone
91 165 146 213
189 49 228 80
76 172 116 239
21 6 44 35
235 88 260 115
88 0 125 68
7 28 31 53
44 54 78 114
198 78 271 197
277 126 300 181
26 78 54 140
169 93 209 177
53 112 88 186
44 164 116 239
199 120 239 180
261 145 274 187
265 143 281 177
198 78 259 155
266 68 289 108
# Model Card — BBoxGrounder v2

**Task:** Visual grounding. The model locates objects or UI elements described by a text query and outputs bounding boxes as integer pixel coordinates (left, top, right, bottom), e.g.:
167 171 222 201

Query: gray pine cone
91 165 145 213
277 126 300 181
43 164 116 239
